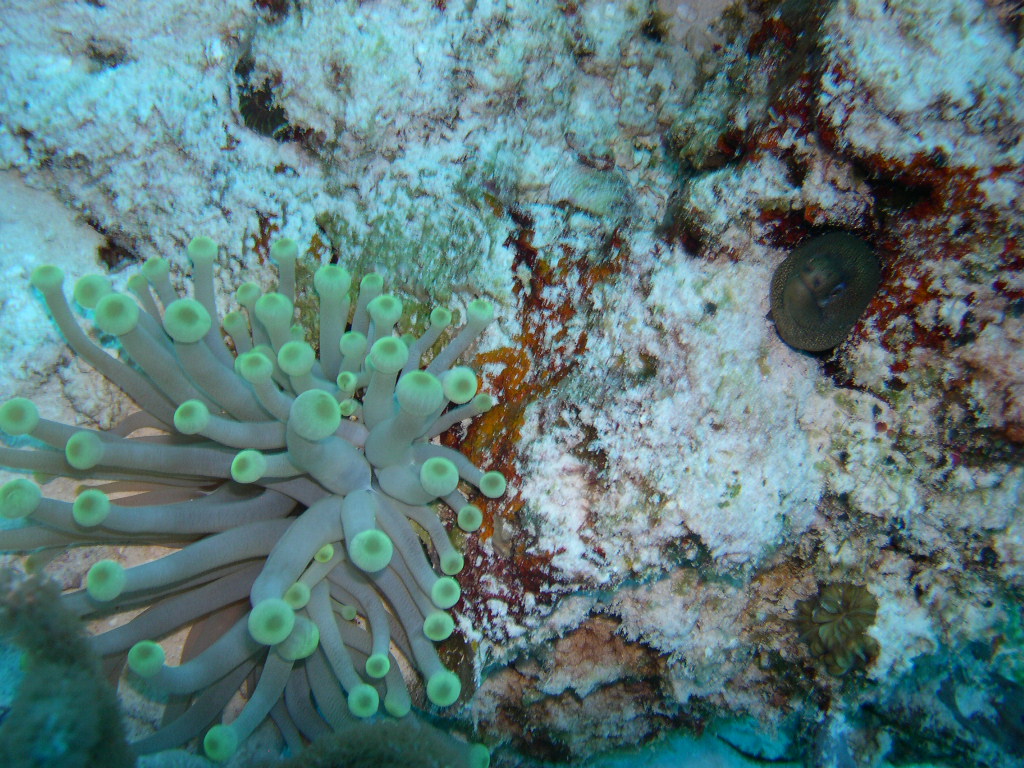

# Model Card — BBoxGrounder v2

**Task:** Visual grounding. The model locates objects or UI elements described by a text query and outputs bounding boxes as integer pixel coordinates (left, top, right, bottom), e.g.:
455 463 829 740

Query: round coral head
770 232 880 352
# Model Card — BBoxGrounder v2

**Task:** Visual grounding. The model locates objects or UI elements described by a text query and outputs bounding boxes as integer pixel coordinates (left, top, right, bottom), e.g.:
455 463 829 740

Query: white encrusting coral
521 242 823 580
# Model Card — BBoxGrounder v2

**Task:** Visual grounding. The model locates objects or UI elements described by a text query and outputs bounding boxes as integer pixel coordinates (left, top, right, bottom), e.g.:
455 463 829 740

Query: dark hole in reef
783 153 808 186
656 192 704 253
88 221 140 272
233 54 320 148
885 376 908 392
238 78 290 139
640 9 670 42
234 52 254 80
97 240 136 271
952 327 977 348
758 210 810 249
254 0 291 21
865 172 934 218
978 546 999 568
85 39 127 71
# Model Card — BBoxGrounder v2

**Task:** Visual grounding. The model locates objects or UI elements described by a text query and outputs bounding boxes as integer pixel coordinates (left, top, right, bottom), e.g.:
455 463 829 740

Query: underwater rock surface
0 0 1021 767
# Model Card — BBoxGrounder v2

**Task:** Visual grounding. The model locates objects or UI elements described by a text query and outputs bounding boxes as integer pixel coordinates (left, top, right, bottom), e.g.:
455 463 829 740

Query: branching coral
0 237 502 764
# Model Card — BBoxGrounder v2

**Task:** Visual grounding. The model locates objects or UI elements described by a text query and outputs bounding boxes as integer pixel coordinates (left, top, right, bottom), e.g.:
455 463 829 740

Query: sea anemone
0 236 500 764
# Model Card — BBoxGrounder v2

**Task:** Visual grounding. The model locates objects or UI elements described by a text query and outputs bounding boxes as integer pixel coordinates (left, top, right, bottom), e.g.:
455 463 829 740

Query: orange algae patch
443 211 627 620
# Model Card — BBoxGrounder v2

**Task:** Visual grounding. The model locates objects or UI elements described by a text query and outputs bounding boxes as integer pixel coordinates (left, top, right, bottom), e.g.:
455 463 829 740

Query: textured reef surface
0 1 1022 767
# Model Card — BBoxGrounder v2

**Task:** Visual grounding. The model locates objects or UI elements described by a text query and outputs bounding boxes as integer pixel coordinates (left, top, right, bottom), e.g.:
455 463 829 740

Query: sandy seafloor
0 1 1022 766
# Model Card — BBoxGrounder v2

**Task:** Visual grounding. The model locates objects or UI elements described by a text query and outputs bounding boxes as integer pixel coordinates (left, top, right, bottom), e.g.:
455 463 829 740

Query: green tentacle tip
432 576 461 609
426 669 461 707
347 683 380 718
1 478 42 519
72 488 110 527
339 331 367 359
283 581 311 609
141 257 170 282
203 725 238 762
95 293 140 336
369 336 408 373
384 690 411 718
0 397 39 435
270 237 298 263
367 294 403 326
222 310 248 337
237 351 273 383
424 610 455 641
254 292 293 327
365 652 390 679
236 281 261 306
127 640 165 678
420 456 460 498
126 274 149 296
457 504 483 532
441 550 465 576
86 559 126 602
289 389 341 441
29 264 63 292
314 264 351 297
467 298 494 325
231 449 266 484
430 306 453 327
65 431 104 470
275 616 319 661
163 298 212 343
73 274 112 309
360 273 384 293
443 366 478 405
174 400 210 435
336 370 358 395
248 598 296 646
479 470 506 499
313 542 335 563
472 393 495 412
187 236 218 264
396 370 444 415
349 529 394 572
469 744 491 768
278 340 315 376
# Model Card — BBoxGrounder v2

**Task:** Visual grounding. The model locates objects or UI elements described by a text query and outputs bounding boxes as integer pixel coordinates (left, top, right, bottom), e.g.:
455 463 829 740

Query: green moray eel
770 232 881 352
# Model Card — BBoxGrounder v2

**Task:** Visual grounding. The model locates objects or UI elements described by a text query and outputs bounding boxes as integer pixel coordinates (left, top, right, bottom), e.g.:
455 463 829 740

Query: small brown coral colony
770 232 881 352
794 582 879 675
